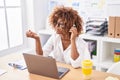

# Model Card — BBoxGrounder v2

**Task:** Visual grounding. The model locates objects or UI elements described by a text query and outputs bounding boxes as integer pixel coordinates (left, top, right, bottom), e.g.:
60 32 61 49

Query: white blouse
42 34 90 68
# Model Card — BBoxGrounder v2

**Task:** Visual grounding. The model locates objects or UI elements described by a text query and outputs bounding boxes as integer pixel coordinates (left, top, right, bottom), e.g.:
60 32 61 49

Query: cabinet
100 37 120 71
79 34 120 71
39 29 120 71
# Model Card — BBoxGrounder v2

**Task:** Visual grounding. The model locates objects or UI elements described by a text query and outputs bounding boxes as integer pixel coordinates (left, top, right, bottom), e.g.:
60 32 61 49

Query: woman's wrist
70 38 76 42
35 36 40 41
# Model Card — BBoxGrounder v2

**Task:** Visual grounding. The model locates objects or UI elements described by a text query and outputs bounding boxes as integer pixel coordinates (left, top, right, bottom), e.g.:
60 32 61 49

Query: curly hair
49 6 83 35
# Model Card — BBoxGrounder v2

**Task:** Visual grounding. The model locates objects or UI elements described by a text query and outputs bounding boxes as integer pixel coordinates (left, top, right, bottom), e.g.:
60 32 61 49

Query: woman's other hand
26 30 39 39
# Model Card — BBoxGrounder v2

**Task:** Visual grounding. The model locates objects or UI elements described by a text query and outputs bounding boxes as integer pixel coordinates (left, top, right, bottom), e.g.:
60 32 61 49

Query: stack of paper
105 76 119 80
85 18 108 36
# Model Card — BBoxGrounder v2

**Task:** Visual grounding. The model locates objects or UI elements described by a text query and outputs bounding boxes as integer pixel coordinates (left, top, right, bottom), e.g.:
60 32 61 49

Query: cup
82 60 93 80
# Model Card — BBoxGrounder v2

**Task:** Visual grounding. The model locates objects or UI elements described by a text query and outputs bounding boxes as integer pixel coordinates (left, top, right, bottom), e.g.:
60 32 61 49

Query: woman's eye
60 24 64 27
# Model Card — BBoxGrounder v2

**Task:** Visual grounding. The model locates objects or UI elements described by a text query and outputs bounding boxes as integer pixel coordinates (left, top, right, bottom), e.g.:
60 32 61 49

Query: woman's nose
56 23 59 27
55 24 58 28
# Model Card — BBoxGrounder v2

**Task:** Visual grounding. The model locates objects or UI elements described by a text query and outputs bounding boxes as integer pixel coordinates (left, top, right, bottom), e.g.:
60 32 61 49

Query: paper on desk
105 76 119 80
8 60 27 70
0 69 7 76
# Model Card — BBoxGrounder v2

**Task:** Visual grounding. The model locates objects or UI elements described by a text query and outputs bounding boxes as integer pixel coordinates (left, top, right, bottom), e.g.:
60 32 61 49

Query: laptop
23 53 70 79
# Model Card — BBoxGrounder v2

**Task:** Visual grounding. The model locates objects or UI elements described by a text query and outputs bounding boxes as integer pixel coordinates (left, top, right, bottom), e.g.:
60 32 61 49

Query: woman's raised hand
69 27 78 40
26 30 39 39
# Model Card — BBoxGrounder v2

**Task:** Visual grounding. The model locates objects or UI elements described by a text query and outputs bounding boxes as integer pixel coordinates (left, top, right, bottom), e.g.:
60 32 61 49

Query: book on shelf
85 40 97 59
113 48 120 62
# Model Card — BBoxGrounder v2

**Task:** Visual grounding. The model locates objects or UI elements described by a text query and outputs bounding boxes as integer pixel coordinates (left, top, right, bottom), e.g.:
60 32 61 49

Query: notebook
23 53 70 79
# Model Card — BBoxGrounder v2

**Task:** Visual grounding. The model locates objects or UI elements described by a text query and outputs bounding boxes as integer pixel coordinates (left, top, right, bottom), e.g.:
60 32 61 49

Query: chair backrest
107 61 120 75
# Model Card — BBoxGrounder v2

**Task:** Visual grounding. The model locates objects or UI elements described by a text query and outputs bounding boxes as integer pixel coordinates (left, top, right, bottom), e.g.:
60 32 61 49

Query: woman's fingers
69 27 78 35
26 30 37 38
26 30 31 37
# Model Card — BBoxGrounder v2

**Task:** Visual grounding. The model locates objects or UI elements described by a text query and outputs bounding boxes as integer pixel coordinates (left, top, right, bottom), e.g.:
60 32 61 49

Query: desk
0 53 120 80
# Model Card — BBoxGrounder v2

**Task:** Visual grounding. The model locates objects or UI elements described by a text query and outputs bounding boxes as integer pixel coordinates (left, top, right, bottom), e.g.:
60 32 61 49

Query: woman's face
55 19 67 34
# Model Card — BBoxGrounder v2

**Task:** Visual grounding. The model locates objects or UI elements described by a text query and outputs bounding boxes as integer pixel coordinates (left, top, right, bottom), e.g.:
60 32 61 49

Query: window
0 0 26 55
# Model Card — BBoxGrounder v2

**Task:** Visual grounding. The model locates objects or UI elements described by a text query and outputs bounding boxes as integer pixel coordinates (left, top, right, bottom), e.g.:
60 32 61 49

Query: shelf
80 34 120 43
79 34 102 41
100 41 120 61
91 56 99 66
102 36 120 43
100 60 115 69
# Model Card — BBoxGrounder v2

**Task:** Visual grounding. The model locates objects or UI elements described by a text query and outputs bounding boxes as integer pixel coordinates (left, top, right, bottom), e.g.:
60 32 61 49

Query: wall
25 0 49 50
33 0 49 32
25 0 35 49
25 0 120 50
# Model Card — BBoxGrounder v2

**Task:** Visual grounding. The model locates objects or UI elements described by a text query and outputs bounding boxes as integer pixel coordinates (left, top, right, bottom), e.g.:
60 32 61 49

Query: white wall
33 0 49 32
25 0 35 49
25 0 49 50
26 0 34 30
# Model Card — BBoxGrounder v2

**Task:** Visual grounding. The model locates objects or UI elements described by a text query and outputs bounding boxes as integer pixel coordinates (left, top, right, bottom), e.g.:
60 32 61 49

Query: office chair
107 61 120 75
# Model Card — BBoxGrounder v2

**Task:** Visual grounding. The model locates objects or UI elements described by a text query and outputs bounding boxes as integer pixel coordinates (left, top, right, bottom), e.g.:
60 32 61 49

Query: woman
26 6 90 68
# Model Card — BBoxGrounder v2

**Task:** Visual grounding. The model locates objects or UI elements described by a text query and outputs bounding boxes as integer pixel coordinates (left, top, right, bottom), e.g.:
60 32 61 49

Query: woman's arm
71 39 79 60
69 27 79 60
35 37 43 55
70 39 90 68
26 30 43 55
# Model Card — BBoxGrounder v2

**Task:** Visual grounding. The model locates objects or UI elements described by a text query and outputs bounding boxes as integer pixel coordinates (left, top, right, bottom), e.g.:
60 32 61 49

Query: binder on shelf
108 16 116 38
115 17 120 38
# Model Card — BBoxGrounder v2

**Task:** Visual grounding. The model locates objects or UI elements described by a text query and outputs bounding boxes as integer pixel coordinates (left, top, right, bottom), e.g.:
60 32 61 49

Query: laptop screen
23 53 69 79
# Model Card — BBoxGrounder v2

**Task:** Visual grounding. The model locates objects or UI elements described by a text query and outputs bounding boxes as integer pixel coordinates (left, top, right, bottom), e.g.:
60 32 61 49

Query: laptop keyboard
57 67 68 76
58 71 64 76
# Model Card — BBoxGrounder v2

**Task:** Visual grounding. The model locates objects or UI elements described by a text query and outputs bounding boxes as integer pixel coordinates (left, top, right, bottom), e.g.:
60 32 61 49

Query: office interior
0 0 120 77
